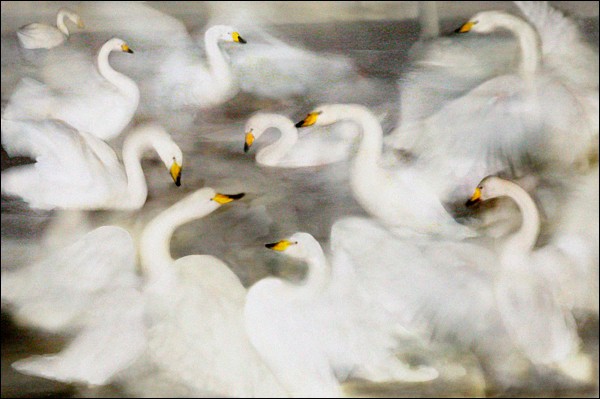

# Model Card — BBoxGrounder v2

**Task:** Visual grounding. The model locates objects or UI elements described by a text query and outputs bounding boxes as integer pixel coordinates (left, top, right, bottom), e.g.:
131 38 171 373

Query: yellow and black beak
455 20 477 34
77 19 85 29
170 162 182 187
265 239 296 251
121 43 134 54
232 32 247 44
465 187 482 207
244 131 255 153
212 193 245 204
295 111 320 128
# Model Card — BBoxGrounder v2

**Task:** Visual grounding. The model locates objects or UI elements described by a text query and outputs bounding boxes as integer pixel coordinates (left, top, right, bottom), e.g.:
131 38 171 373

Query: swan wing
495 266 579 364
1 226 138 333
514 1 599 87
12 288 146 386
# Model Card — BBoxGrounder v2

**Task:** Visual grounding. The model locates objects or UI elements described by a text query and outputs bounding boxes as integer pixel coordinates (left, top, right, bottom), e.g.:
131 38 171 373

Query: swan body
296 104 474 238
6 188 288 396
3 38 139 141
244 232 438 397
388 3 599 175
151 25 246 110
17 8 84 50
1 120 182 210
469 176 581 365
243 112 358 167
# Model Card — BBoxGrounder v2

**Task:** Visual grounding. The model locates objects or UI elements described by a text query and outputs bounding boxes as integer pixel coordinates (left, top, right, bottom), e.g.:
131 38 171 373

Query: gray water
1 2 598 397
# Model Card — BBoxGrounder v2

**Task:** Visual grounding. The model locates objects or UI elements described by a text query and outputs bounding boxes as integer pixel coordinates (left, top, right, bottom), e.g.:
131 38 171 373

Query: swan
5 188 289 396
2 37 140 141
388 2 598 176
467 176 585 365
243 112 358 168
1 120 182 210
295 103 475 238
330 213 592 384
16 8 84 50
244 232 438 397
148 25 246 110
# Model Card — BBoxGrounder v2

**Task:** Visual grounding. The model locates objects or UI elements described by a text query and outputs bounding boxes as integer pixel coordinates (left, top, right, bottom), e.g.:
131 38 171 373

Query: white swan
138 188 288 397
244 232 438 397
467 176 583 365
1 120 182 210
16 8 84 50
3 37 140 141
388 3 598 176
5 188 289 396
149 25 246 110
295 104 474 238
243 112 358 168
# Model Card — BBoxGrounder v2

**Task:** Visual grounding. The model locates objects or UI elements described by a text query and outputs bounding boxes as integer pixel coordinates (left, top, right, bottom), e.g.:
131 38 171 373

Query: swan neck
204 29 232 88
140 195 220 289
300 242 330 297
121 133 153 209
97 45 138 97
257 118 298 165
502 181 540 255
496 13 541 76
56 10 69 36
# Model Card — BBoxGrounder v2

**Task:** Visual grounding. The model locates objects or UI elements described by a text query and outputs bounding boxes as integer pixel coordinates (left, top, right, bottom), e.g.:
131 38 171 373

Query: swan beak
244 132 255 153
465 187 481 206
232 32 247 44
170 162 182 187
212 193 245 204
455 20 477 34
265 240 296 251
77 20 85 29
121 43 134 54
295 111 320 128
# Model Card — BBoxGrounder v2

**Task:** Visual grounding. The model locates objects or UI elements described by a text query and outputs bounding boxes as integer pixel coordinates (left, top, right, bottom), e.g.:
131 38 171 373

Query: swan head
295 104 365 128
265 232 318 259
455 11 512 34
174 188 244 210
152 131 183 187
59 8 84 29
208 25 247 44
105 38 134 54
244 113 292 153
466 175 507 206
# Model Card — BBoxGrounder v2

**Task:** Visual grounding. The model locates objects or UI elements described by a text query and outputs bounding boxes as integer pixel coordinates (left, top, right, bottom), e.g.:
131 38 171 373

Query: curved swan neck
140 194 220 290
204 27 233 87
334 105 382 162
298 239 331 298
56 9 69 36
256 116 298 165
97 44 138 97
500 180 540 255
491 12 541 76
121 132 161 209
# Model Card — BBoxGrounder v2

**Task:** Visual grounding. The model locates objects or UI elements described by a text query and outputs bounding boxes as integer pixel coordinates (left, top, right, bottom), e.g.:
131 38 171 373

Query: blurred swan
1 226 146 385
149 25 246 110
388 3 599 176
244 232 438 397
467 176 583 365
1 120 182 210
243 113 358 168
3 38 139 141
296 104 474 238
5 188 288 396
17 8 84 50
139 188 288 397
